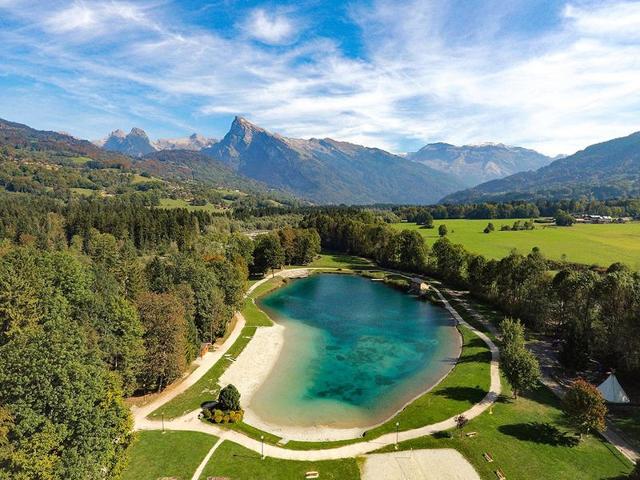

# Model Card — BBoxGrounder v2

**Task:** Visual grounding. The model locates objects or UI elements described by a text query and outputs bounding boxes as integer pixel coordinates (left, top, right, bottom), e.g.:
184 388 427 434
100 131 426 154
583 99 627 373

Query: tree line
303 210 640 376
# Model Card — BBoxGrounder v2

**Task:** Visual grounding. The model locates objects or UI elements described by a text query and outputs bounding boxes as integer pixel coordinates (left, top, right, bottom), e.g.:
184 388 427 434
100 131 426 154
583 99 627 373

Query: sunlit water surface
252 274 460 428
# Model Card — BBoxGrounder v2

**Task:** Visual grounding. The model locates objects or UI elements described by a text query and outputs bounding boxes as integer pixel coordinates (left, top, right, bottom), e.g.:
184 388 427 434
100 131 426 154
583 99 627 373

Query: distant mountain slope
407 142 552 186
139 149 273 193
153 133 216 151
202 117 463 204
441 131 640 203
102 128 156 157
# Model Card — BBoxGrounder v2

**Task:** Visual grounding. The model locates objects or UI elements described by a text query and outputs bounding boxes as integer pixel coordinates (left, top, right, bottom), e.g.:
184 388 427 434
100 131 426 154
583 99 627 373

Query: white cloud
564 2 640 40
1 0 640 156
244 9 296 45
44 1 151 36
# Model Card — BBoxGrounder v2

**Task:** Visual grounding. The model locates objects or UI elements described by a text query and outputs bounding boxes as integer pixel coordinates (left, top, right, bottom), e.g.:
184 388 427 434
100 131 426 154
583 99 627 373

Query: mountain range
8 114 640 206
96 129 216 156
199 117 464 204
407 142 553 186
442 131 640 203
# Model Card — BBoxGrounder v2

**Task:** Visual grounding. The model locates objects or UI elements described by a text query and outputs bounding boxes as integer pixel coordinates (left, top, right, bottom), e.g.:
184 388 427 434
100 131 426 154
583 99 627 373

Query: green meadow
392 220 640 269
157 197 224 213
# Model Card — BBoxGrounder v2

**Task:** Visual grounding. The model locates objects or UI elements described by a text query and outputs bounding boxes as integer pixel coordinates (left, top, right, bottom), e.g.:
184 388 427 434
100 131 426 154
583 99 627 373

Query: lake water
252 273 460 429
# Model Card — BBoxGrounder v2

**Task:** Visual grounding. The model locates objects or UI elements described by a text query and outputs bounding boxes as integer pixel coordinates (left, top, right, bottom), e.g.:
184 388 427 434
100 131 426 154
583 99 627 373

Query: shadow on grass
455 351 492 364
498 422 579 447
434 386 487 403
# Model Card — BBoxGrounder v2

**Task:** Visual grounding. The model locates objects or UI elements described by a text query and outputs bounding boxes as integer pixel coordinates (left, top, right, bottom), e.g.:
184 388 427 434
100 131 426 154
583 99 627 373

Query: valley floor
392 220 640 269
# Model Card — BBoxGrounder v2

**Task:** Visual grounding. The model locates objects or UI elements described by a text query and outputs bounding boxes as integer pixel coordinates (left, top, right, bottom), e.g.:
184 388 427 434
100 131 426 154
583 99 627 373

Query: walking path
131 313 246 421
130 272 280 423
190 437 223 480
134 277 502 461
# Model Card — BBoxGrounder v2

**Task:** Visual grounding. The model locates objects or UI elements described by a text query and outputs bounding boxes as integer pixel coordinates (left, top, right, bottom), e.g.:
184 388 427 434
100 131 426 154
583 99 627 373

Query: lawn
198 441 360 480
157 197 224 213
392 220 640 269
610 406 640 452
306 252 374 269
377 379 633 480
131 173 163 184
122 430 217 480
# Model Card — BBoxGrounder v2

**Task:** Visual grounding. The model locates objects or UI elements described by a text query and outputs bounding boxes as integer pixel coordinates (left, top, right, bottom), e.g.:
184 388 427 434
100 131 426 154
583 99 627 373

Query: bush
218 384 241 411
204 408 244 424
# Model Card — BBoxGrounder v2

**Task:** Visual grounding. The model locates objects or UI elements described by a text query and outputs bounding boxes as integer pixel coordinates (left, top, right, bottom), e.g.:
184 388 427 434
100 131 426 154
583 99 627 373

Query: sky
0 0 639 155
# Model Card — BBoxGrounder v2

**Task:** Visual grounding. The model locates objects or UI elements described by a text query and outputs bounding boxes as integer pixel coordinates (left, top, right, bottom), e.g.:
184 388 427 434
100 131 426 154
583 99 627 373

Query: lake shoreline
220 272 462 442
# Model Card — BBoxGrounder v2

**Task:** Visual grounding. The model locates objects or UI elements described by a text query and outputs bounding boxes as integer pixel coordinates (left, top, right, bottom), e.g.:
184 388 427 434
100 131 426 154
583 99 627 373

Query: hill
0 118 131 166
407 142 551 186
442 131 640 203
139 149 275 194
202 117 463 204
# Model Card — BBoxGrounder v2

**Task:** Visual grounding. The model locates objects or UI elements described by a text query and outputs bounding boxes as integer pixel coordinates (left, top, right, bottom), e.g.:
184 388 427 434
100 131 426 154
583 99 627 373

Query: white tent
597 374 631 403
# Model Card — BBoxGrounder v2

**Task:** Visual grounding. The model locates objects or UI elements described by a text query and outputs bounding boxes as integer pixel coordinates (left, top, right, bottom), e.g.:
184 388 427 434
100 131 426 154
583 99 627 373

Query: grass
241 298 273 326
609 406 640 452
392 220 640 269
306 252 374 269
69 156 92 165
198 440 360 480
376 378 633 480
150 326 258 419
131 173 163 184
122 430 217 480
157 197 224 213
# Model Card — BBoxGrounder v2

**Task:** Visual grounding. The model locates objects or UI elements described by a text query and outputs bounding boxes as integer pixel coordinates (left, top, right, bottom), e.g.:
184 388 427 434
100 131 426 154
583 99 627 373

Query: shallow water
252 274 460 428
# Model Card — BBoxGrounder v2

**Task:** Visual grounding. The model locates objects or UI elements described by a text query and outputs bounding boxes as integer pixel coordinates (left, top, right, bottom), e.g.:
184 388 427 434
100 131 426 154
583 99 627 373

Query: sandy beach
218 322 368 441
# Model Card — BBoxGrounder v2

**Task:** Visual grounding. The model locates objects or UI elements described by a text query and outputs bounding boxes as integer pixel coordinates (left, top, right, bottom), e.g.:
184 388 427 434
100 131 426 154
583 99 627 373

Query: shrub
218 384 241 411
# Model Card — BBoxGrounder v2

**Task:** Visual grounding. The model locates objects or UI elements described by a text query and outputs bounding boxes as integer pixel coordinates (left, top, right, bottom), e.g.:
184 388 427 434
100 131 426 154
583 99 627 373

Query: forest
0 191 319 479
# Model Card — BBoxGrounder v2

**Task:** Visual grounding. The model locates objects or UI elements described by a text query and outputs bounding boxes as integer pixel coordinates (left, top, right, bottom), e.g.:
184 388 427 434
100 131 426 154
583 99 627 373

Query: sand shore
218 322 368 441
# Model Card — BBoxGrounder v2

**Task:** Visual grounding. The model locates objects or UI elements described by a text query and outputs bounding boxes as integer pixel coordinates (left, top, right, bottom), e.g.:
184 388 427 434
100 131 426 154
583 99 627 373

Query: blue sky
0 0 639 155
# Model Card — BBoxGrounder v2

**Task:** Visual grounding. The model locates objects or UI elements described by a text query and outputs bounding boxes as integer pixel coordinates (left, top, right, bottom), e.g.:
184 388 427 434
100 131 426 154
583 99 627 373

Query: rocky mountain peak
129 127 150 138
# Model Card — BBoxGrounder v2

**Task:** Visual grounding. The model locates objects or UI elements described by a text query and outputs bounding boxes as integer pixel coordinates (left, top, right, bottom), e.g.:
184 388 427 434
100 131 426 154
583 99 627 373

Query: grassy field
306 252 374 269
199 440 360 480
123 431 217 480
392 220 640 269
377 378 632 480
157 197 224 213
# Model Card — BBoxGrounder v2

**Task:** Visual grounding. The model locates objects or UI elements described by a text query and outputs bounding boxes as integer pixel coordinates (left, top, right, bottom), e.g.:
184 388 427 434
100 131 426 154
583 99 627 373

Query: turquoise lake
252 274 460 429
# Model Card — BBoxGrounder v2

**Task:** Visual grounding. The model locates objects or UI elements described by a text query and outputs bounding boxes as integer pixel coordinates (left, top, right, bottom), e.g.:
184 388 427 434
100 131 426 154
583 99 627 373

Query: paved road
133 273 502 461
